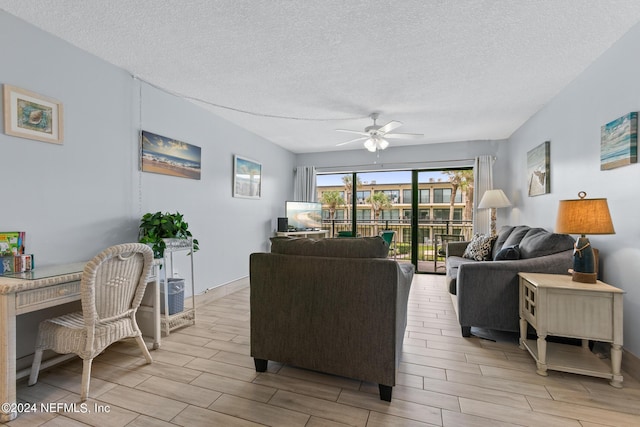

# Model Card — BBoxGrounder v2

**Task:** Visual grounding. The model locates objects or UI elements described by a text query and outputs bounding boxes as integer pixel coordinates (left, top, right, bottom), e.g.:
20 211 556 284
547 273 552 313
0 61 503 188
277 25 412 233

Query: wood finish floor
7 274 640 426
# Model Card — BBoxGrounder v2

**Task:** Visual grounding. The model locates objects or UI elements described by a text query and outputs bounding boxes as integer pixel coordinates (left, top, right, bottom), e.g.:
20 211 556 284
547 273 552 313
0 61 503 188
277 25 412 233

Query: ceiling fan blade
335 129 369 136
336 136 368 146
378 120 403 134
384 132 424 140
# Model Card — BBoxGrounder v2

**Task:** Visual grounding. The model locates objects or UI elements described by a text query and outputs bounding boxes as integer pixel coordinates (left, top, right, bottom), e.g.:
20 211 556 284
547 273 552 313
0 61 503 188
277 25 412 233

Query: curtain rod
315 158 478 174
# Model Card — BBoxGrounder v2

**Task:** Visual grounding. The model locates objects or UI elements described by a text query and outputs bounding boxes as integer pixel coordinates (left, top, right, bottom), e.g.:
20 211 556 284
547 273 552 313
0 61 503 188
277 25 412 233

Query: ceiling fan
335 113 423 152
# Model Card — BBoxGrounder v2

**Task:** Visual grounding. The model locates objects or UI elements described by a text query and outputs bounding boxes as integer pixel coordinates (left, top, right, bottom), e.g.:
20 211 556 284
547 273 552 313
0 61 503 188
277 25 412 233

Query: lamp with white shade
478 189 512 236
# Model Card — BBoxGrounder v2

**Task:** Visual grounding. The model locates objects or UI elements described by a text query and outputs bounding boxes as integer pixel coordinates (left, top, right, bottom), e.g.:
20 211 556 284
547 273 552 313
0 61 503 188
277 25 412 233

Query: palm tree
444 170 474 222
320 190 345 220
445 171 463 222
341 175 362 219
366 191 391 236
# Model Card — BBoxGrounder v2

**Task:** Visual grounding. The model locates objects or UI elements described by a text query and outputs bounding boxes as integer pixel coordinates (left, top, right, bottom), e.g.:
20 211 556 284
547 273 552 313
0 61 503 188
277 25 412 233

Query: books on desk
0 231 34 274
0 254 34 274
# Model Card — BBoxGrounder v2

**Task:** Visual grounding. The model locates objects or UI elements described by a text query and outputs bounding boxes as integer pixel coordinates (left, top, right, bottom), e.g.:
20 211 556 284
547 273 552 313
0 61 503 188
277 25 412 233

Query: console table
518 272 624 387
276 230 329 239
0 262 161 421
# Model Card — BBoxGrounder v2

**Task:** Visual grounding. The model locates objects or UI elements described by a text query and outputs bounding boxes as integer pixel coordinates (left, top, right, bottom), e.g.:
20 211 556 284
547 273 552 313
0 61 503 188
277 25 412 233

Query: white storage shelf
160 238 196 335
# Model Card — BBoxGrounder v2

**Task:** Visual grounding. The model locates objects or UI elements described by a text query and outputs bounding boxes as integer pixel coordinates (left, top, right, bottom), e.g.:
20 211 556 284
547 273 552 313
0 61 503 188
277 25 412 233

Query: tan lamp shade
555 193 615 235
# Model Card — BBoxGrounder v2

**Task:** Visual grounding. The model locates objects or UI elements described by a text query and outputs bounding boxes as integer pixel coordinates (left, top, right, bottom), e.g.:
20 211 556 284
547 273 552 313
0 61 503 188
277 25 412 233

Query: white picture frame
233 155 262 199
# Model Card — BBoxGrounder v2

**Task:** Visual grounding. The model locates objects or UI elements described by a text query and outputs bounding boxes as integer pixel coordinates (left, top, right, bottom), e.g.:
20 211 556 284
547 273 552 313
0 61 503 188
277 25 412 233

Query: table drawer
16 281 81 314
521 279 537 326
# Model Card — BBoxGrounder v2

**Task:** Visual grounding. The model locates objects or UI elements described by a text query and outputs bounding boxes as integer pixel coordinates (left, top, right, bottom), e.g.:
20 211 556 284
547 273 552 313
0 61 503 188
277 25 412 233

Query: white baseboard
190 276 249 307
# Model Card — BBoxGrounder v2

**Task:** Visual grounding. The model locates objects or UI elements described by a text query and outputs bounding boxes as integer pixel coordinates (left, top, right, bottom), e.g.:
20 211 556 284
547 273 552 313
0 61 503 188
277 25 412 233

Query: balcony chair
434 234 464 271
380 230 397 259
29 243 154 401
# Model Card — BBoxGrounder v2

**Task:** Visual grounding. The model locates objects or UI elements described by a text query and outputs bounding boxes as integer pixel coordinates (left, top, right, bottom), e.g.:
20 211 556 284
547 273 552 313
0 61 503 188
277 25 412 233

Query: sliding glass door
316 168 473 273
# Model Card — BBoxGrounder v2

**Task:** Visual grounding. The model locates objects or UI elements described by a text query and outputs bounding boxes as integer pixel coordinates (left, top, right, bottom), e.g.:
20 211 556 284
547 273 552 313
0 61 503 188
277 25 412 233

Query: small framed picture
233 155 262 199
601 112 637 170
3 84 64 144
527 141 550 197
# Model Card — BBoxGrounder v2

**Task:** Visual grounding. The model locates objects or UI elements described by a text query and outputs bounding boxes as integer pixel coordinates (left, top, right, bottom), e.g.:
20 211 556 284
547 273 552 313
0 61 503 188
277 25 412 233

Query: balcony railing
321 218 473 269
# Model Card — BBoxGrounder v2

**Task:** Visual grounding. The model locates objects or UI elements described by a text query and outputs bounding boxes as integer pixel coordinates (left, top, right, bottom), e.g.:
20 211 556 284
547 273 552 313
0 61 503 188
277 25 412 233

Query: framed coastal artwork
233 155 262 199
3 84 64 144
527 141 550 197
601 112 637 170
140 131 201 180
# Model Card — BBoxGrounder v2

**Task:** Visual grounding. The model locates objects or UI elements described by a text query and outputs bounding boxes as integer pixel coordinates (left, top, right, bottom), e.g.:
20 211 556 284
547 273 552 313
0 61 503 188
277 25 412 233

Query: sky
317 170 451 186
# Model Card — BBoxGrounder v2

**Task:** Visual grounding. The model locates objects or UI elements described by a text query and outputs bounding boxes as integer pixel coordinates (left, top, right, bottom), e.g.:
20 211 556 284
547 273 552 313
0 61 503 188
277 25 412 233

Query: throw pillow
462 234 496 261
494 244 520 261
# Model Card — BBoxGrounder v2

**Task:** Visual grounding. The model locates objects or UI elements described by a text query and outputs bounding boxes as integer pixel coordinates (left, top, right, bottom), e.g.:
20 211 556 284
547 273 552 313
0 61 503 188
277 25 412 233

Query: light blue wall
0 11 295 295
507 22 640 358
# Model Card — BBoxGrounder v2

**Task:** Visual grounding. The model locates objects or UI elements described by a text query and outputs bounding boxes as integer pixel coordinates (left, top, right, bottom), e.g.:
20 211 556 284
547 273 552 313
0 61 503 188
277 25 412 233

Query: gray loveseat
446 225 575 336
250 236 415 401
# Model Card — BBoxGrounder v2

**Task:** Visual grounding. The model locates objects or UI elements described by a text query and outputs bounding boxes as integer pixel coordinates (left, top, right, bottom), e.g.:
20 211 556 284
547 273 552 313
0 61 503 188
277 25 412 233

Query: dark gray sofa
446 225 575 336
250 236 415 401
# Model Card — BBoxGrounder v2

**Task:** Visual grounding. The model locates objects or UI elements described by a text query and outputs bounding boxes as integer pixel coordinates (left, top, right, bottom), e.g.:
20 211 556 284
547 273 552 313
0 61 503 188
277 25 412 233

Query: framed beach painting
601 112 637 170
233 155 262 199
3 84 63 144
140 131 201 180
527 141 550 197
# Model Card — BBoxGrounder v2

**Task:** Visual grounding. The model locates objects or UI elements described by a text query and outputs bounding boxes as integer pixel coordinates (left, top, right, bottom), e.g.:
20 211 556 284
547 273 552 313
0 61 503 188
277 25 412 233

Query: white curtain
293 166 317 202
473 155 494 235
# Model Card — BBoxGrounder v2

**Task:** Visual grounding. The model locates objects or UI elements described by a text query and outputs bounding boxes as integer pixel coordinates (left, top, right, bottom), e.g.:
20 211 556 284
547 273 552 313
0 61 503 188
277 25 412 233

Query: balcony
321 219 473 273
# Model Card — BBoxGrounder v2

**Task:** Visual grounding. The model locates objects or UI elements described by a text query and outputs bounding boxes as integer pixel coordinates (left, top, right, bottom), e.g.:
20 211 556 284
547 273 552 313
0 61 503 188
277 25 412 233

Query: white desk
0 262 160 421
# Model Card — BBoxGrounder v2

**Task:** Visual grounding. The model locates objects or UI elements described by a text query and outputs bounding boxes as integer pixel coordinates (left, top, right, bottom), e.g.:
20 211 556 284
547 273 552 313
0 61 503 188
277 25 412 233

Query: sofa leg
461 326 471 337
379 384 392 402
254 358 268 372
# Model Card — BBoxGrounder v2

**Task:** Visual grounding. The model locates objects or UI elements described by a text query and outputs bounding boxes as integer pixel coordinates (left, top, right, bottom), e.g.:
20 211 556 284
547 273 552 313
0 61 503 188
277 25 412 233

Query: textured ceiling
3 1 640 153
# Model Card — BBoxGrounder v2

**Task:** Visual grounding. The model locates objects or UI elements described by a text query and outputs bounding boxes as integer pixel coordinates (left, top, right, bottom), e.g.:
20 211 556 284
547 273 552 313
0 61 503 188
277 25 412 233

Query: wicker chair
28 243 154 401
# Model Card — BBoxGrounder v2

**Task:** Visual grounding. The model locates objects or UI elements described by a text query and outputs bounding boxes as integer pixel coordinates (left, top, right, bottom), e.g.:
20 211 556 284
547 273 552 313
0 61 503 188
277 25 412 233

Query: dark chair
379 230 397 259
434 234 464 271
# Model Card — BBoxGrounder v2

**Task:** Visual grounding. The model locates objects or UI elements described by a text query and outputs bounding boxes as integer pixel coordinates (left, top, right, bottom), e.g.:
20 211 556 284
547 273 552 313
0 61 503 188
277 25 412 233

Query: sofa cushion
518 228 575 259
269 236 389 258
494 244 521 261
502 225 532 248
462 234 496 261
446 256 477 294
491 226 516 259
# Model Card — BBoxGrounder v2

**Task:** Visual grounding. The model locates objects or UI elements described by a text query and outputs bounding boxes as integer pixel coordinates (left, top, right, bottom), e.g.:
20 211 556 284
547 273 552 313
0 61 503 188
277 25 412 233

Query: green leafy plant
138 211 199 258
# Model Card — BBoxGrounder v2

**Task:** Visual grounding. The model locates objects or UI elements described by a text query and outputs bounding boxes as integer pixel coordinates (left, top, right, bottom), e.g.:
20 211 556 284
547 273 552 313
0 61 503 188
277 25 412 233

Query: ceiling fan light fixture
364 138 377 152
335 113 423 151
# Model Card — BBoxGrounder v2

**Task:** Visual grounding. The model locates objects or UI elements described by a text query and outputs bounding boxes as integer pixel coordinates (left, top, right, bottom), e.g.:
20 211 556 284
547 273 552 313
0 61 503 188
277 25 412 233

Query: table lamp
478 189 512 236
555 191 615 283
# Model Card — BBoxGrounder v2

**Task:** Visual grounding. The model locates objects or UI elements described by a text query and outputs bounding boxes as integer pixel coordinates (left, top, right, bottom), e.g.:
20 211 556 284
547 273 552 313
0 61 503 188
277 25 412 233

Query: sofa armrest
395 262 415 352
446 241 469 258
456 250 573 332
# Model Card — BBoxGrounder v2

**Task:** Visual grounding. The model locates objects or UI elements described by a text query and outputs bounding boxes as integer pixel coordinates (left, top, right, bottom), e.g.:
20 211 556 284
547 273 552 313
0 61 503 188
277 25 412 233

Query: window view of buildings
319 181 465 222
316 170 474 268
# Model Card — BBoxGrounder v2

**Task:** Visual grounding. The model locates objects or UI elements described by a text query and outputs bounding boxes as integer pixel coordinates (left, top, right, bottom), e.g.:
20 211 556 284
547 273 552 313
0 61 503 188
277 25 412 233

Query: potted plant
138 211 199 259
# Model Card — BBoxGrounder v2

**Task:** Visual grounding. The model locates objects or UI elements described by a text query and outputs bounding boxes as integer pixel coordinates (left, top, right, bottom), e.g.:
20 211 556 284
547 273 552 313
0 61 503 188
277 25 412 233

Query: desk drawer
16 281 81 314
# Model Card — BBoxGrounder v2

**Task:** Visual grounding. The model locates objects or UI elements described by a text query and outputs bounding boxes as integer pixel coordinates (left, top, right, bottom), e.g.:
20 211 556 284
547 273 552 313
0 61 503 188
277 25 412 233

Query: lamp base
571 271 597 284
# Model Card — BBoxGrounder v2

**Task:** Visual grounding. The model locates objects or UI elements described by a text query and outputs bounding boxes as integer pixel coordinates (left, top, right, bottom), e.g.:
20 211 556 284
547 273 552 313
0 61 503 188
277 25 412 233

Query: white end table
518 272 624 387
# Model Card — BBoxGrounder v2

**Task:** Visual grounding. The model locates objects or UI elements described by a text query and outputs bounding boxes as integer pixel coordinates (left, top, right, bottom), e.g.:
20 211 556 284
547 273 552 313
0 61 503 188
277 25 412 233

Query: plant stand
160 238 196 335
